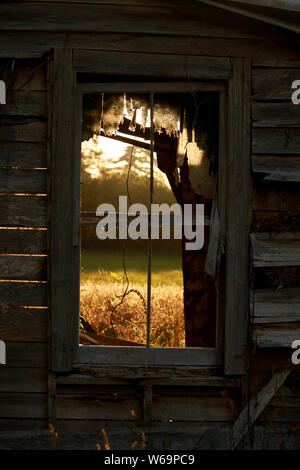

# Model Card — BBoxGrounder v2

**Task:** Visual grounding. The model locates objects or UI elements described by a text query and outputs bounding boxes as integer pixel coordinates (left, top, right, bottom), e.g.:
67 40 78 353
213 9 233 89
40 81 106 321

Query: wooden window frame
49 49 250 375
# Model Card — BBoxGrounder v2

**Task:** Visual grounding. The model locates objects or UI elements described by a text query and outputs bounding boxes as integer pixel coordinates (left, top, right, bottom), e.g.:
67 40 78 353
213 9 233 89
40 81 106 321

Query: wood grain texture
143 384 152 426
0 306 47 341
75 346 217 367
49 49 78 372
0 117 46 143
224 367 292 448
253 323 300 347
252 68 300 100
74 50 231 79
252 102 300 127
0 393 47 419
252 181 300 212
57 373 240 387
152 395 236 422
0 142 46 168
65 364 227 380
251 232 300 267
56 392 141 421
0 90 46 117
259 398 300 423
224 58 251 375
0 228 47 254
252 128 300 154
0 196 47 227
0 368 48 393
0 2 287 38
10 65 47 92
6 342 48 367
252 288 300 324
0 255 46 280
0 420 48 434
252 155 300 182
0 169 47 193
55 390 235 422
0 281 47 306
1 32 300 66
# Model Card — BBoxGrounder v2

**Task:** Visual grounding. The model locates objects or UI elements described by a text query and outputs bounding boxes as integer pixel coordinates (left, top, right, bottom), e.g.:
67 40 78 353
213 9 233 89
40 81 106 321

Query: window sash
76 81 225 365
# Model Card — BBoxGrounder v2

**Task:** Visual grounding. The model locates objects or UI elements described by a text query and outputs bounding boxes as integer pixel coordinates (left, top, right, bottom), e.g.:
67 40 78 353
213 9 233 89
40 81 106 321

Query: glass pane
79 90 219 348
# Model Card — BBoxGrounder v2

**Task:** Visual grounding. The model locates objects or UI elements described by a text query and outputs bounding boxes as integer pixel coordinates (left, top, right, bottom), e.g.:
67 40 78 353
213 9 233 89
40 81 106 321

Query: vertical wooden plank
49 49 77 372
215 86 227 366
48 372 56 428
224 58 251 375
72 85 82 354
143 384 152 427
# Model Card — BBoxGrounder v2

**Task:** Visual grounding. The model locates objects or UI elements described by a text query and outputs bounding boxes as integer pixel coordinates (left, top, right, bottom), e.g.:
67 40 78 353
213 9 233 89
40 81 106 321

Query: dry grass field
80 137 186 347
80 252 185 347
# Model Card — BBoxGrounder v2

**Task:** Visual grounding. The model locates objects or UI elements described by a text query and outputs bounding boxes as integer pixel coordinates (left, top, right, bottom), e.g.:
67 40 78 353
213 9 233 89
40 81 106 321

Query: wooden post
224 58 251 374
143 384 152 427
49 48 78 371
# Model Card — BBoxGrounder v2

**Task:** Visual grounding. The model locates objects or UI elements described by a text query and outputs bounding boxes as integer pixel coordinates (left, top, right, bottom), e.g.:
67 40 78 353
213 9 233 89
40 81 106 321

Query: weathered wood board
0 368 48 393
0 393 48 419
0 90 46 117
224 57 251 374
252 102 300 127
253 68 300 100
0 196 47 228
252 155 300 182
0 281 47 306
251 232 300 267
0 229 47 254
5 342 48 368
252 288 300 323
252 129 300 154
253 323 300 348
74 50 231 78
0 142 46 168
1 32 300 67
0 255 46 280
0 306 47 341
0 118 46 142
0 2 291 39
0 169 47 193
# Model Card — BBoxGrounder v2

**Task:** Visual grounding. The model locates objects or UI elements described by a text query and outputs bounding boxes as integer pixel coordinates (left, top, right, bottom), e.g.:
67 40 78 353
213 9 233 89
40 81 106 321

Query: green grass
81 248 183 287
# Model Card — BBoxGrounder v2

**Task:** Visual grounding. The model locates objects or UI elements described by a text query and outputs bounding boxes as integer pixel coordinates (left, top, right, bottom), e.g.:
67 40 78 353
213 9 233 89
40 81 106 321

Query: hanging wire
108 146 134 335
108 143 148 339
146 93 154 348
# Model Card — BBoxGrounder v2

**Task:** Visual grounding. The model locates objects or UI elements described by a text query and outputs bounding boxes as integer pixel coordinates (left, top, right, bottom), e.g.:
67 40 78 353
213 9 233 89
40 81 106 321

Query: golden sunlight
81 135 170 188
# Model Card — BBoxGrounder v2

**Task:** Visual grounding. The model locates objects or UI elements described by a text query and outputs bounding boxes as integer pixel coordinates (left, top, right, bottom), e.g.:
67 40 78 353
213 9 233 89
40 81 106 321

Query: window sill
56 364 241 388
73 344 219 368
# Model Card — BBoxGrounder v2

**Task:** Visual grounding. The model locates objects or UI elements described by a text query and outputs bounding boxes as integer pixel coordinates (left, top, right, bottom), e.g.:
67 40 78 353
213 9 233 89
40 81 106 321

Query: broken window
79 86 219 349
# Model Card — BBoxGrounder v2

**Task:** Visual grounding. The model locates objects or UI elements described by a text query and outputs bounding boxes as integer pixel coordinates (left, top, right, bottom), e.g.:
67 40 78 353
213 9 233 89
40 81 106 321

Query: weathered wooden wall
251 65 300 349
0 0 300 450
0 61 49 434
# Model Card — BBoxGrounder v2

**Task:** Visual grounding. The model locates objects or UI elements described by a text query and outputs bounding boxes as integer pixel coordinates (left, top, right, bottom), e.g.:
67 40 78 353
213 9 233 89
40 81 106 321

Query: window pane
79 90 219 348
